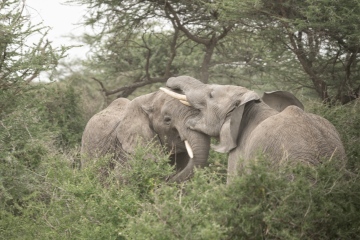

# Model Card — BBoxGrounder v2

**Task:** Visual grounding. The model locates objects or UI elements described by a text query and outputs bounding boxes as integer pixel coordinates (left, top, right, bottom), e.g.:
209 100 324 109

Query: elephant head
161 76 304 153
81 90 211 183
162 76 346 184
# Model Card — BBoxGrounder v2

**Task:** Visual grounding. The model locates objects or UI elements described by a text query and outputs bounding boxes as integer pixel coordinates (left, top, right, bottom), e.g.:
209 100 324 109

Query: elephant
81 90 211 183
161 76 347 182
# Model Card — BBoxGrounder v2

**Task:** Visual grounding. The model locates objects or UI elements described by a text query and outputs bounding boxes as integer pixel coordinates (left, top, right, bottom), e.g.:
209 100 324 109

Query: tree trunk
200 38 216 83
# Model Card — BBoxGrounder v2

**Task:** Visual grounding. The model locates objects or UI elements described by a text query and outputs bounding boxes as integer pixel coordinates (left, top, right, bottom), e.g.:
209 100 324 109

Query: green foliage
308 100 360 170
0 0 68 112
0 2 75 237
3 151 359 239
119 154 360 240
2 1 360 239
123 166 227 240
0 90 52 216
117 142 175 199
72 0 360 103
1 57 359 240
42 82 86 149
0 142 175 239
72 0 243 97
222 158 360 239
0 81 86 229
217 0 360 103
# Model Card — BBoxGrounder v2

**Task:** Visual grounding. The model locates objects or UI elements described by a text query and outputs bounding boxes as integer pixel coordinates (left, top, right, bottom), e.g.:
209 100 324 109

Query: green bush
308 100 360 170
40 82 87 149
0 81 86 238
123 167 227 240
1 88 53 214
3 150 359 239
0 139 176 239
224 158 360 239
1 85 359 239
122 156 360 240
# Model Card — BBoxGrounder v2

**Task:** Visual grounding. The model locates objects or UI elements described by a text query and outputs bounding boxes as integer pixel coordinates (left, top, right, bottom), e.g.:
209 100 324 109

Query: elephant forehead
207 86 248 109
161 98 198 117
212 85 248 98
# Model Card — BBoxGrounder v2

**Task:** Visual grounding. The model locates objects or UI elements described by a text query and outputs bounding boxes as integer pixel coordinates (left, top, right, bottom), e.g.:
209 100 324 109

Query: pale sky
25 0 90 61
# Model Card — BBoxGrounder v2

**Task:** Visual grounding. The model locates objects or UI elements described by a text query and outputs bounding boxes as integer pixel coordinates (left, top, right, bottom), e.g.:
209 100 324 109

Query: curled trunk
168 131 210 183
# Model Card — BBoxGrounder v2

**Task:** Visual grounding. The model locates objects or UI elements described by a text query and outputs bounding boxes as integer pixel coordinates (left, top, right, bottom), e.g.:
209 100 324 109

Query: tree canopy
218 0 360 103
75 0 360 104
76 0 237 97
0 0 67 113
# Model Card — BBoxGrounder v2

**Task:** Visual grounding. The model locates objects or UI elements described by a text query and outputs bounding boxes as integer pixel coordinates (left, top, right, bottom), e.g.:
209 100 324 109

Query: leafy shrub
222 158 360 239
308 100 360 170
1 86 359 240
123 156 360 240
0 140 176 239
123 166 227 240
0 81 86 237
41 82 87 149
0 88 53 213
2 151 360 240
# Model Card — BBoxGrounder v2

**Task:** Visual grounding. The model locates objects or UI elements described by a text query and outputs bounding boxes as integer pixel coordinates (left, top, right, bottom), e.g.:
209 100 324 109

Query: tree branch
25 40 50 83
141 33 152 80
0 42 7 72
164 27 179 77
164 2 209 45
92 76 168 97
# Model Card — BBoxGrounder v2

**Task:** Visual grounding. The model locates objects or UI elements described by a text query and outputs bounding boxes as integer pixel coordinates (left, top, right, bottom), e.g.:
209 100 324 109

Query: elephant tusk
160 87 188 101
184 140 194 159
179 100 192 106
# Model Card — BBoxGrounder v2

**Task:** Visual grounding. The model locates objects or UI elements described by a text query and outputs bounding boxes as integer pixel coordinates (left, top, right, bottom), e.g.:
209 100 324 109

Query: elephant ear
117 98 157 154
262 91 304 111
213 90 260 153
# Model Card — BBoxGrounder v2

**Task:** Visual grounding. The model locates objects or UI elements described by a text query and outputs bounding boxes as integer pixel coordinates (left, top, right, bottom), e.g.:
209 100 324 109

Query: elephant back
81 98 131 161
243 105 346 167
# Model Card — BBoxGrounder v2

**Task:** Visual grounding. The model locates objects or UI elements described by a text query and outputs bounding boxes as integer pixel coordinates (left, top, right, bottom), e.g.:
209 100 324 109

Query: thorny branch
25 40 51 83
92 76 169 97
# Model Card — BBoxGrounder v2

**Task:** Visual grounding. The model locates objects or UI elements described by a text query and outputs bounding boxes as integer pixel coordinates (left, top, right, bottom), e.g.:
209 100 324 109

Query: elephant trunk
168 131 210 183
166 76 204 92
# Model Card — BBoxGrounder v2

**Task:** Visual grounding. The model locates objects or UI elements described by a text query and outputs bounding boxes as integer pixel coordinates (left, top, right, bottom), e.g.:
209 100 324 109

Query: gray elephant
161 76 346 182
81 90 211 182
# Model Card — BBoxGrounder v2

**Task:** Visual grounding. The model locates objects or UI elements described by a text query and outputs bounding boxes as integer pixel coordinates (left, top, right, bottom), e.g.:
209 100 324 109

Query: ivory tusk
159 87 188 101
184 140 194 159
179 100 192 106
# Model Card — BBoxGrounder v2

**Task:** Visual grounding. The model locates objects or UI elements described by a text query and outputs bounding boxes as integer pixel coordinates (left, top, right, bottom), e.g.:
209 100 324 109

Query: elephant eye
209 91 214 98
164 116 172 124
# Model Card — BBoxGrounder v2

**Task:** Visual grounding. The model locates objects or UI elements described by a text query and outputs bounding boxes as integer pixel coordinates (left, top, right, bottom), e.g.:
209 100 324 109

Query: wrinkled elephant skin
164 76 346 183
81 91 211 182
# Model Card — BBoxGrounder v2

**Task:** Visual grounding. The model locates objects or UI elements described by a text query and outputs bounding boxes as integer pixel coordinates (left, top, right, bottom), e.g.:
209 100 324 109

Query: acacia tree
75 0 235 97
218 0 360 104
0 0 67 113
